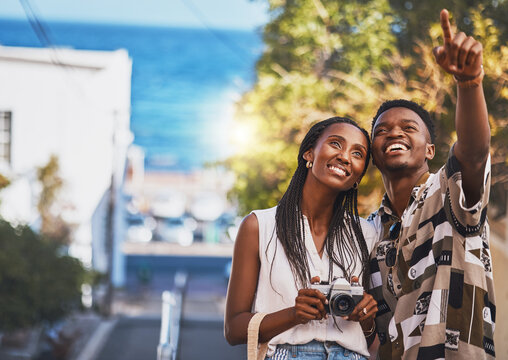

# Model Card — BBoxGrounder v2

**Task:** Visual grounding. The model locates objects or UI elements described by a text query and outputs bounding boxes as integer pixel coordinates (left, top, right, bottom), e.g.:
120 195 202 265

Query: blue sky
0 0 269 30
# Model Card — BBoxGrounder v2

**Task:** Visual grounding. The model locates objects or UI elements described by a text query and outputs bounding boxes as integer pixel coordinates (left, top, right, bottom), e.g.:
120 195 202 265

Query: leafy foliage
37 155 73 245
0 156 89 332
228 0 396 215
389 0 508 54
0 220 86 332
0 173 10 192
226 0 508 216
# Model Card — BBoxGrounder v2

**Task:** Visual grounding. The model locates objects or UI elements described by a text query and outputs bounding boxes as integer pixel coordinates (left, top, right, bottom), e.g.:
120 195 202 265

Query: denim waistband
276 340 362 357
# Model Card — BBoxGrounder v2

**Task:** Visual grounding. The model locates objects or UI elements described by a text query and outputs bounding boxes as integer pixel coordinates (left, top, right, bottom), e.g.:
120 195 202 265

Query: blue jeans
266 340 368 360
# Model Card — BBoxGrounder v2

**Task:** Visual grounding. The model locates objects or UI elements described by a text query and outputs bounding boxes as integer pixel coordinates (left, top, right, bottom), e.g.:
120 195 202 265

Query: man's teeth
386 143 408 152
329 165 346 176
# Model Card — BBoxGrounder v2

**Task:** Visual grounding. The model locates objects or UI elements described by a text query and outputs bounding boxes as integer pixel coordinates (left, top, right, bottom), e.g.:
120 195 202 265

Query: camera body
310 277 363 316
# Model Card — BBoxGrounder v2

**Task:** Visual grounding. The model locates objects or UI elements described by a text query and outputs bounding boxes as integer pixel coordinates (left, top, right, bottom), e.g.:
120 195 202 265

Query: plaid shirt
368 148 495 359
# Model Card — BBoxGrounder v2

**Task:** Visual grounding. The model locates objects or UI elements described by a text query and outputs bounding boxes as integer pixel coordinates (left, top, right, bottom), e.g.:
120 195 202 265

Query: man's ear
426 143 435 161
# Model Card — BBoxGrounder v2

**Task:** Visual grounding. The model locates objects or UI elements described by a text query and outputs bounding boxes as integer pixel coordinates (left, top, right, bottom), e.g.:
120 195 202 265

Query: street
94 254 245 359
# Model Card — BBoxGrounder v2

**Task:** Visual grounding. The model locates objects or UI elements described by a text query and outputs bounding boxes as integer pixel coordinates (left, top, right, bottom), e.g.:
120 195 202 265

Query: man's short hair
371 99 436 143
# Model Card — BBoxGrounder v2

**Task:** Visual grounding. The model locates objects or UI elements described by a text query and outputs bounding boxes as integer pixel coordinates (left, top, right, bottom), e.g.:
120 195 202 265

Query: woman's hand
292 276 328 325
345 292 378 324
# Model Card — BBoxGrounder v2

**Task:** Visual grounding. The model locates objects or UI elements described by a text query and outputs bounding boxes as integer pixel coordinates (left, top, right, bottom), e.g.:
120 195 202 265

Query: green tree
376 4 508 215
388 0 508 55
37 155 72 245
227 0 397 215
470 7 508 217
226 0 508 216
0 220 86 332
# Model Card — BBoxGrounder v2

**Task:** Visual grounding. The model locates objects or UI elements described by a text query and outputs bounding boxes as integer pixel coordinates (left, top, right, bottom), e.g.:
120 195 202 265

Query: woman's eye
353 151 363 158
331 141 341 148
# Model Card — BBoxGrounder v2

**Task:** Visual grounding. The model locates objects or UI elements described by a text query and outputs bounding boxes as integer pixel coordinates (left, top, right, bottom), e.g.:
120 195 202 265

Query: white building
0 45 132 286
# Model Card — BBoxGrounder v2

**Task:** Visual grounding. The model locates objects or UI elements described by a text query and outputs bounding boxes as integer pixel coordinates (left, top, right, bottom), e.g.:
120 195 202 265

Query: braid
275 117 371 289
326 188 371 287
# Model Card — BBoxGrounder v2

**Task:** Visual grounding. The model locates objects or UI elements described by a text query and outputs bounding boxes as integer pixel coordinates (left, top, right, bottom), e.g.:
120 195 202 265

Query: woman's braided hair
273 117 371 289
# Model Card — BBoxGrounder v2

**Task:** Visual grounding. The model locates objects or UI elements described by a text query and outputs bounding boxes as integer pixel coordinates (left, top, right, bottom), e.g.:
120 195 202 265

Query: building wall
0 46 132 272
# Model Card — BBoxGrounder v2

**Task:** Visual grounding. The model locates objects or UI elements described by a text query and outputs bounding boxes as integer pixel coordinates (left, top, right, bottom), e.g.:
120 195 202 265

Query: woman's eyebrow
327 135 346 141
355 143 368 152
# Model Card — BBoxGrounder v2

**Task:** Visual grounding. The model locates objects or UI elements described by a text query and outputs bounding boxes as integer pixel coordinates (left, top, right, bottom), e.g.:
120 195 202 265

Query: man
368 9 495 359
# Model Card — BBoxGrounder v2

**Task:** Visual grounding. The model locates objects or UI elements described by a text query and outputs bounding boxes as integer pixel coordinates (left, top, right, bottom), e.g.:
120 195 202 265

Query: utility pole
103 110 120 317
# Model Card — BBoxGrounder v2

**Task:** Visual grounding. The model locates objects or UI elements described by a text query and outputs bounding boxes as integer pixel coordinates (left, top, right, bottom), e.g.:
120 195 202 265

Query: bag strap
247 312 268 360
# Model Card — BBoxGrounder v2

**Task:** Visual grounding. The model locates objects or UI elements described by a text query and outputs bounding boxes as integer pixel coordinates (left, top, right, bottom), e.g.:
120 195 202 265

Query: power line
18 0 70 69
17 0 93 100
19 0 51 47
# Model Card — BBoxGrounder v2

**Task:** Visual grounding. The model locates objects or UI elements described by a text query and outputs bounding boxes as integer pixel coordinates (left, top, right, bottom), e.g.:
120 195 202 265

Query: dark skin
372 108 436 217
372 9 490 218
435 9 490 205
224 123 378 346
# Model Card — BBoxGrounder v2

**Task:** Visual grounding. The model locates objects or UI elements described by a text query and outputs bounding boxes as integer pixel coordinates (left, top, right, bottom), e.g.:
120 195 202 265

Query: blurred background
0 0 507 359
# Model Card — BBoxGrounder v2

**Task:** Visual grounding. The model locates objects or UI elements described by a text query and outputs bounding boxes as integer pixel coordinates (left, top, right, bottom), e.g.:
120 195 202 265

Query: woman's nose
336 151 351 164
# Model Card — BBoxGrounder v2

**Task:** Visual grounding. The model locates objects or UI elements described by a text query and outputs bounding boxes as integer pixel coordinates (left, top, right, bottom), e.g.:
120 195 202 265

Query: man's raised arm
433 9 490 206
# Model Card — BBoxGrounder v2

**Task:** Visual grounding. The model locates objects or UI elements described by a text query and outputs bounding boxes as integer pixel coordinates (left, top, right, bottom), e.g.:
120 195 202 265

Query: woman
225 117 378 359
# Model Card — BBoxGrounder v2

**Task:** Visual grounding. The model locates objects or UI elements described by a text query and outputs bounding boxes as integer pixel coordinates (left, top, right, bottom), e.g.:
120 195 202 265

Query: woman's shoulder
250 206 277 221
248 206 278 246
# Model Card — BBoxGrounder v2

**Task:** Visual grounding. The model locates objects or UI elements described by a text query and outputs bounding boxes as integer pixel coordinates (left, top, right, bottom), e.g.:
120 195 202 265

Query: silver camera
310 277 363 316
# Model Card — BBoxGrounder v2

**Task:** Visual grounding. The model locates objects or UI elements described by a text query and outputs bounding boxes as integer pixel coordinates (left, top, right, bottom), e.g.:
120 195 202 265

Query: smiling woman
224 117 379 359
303 124 369 194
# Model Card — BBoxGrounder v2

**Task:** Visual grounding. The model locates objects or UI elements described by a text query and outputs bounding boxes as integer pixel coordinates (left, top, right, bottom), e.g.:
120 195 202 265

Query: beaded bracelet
454 66 485 88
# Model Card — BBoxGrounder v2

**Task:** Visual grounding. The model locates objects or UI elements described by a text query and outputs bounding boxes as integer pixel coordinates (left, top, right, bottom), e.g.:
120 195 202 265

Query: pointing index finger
440 9 453 44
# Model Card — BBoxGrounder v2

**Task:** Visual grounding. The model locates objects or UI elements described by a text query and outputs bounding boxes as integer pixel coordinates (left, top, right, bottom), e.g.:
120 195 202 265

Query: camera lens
330 294 355 316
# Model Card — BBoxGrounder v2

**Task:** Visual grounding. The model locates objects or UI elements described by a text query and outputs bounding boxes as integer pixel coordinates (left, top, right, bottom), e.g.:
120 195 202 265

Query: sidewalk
0 312 105 360
88 271 236 360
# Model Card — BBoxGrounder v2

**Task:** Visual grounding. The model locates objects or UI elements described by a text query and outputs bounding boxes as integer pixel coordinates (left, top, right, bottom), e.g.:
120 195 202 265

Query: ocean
0 18 263 172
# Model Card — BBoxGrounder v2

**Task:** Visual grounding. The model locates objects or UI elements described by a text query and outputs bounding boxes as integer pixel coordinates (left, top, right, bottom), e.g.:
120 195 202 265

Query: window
0 111 12 163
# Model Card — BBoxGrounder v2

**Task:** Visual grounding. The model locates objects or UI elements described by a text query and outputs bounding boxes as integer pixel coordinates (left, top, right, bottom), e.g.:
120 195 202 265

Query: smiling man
367 9 495 360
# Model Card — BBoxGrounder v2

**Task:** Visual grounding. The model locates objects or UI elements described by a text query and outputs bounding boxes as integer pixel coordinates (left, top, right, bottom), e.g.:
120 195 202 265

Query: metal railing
157 272 187 360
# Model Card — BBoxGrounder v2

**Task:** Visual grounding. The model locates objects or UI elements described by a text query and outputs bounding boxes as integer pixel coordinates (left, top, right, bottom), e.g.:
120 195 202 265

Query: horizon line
0 15 266 32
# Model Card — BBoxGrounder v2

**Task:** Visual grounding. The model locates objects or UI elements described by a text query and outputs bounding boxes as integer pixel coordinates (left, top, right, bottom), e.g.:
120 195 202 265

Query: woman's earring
352 182 358 189
306 161 313 169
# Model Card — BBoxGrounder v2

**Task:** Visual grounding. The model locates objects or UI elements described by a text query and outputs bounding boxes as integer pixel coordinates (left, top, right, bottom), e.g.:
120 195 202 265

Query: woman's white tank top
251 206 377 357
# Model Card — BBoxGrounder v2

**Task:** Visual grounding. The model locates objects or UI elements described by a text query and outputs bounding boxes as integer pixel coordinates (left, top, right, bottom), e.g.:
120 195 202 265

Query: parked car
150 191 186 218
125 213 156 243
154 216 194 246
